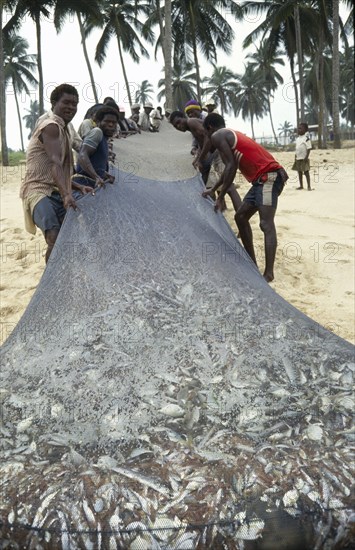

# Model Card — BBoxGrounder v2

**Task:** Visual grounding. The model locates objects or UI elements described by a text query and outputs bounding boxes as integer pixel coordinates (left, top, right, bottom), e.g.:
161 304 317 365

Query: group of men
20 84 167 262
170 100 289 282
20 84 118 261
20 82 289 282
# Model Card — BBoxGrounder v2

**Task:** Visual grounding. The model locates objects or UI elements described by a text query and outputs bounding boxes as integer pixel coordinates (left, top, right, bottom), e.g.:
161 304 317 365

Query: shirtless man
202 113 288 282
169 111 241 213
169 110 212 183
20 83 87 262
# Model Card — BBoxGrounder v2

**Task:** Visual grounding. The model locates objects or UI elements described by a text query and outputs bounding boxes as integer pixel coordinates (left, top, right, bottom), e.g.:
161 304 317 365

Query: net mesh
0 167 354 549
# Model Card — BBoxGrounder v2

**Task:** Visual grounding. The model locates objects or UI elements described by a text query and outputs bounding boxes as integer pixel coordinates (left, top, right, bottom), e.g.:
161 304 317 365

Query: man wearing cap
150 106 163 132
204 98 219 115
184 99 207 120
117 106 140 137
138 103 154 131
130 103 140 124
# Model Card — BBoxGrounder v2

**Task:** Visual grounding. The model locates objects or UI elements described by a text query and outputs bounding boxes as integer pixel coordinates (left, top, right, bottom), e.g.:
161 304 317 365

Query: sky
2 5 348 150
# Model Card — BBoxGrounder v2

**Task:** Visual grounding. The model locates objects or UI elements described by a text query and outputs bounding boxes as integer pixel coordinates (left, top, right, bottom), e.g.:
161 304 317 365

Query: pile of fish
0 173 354 548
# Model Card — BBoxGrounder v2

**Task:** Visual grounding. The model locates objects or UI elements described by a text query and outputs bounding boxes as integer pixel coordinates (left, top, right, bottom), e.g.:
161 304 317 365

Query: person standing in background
292 122 312 190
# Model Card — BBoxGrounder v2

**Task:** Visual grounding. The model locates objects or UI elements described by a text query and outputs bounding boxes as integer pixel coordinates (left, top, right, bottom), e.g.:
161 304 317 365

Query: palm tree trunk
290 57 300 128
294 5 304 121
188 3 201 102
35 12 44 115
116 35 132 106
332 0 341 148
156 0 164 42
13 82 25 151
0 8 9 165
218 92 224 117
268 96 278 145
250 114 255 140
77 12 99 104
164 0 173 110
317 28 327 149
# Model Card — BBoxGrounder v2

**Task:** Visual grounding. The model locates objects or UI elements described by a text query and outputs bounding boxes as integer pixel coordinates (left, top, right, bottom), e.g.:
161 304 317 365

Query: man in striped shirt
20 83 85 262
202 113 288 283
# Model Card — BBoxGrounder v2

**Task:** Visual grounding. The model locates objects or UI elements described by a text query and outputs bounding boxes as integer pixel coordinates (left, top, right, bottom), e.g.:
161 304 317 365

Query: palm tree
4 33 38 151
303 50 332 127
332 0 341 148
23 99 40 139
1 0 19 165
143 0 173 109
304 100 318 124
310 0 333 149
3 0 53 116
278 120 294 145
169 0 242 102
135 79 154 105
233 64 269 139
157 61 197 111
246 41 284 144
201 65 239 117
339 46 354 130
92 0 154 107
240 0 317 128
53 0 103 104
164 0 173 110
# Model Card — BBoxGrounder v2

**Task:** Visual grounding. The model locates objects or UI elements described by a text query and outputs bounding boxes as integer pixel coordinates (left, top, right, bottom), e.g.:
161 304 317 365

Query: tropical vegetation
4 32 37 150
0 0 353 164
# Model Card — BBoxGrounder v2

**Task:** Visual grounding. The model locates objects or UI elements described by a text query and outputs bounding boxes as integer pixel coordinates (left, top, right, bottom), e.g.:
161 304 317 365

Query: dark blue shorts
243 171 285 209
33 192 66 233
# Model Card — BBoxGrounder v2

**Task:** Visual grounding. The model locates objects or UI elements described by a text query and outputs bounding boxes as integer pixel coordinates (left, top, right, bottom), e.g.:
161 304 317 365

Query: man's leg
227 185 242 213
258 205 277 282
296 171 303 189
44 229 60 263
235 203 258 265
33 194 65 263
304 170 311 190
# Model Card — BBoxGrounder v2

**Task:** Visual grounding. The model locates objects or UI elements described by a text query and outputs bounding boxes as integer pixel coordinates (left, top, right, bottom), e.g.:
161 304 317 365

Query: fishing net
0 165 354 549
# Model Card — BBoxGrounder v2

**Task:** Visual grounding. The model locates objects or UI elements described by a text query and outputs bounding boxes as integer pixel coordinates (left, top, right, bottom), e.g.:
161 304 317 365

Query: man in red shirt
202 113 288 282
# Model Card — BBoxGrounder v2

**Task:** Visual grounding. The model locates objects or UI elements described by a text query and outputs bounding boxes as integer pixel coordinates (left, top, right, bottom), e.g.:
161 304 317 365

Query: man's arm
77 143 107 187
202 130 237 211
68 123 83 153
41 123 76 209
305 136 312 160
212 131 237 196
194 133 213 168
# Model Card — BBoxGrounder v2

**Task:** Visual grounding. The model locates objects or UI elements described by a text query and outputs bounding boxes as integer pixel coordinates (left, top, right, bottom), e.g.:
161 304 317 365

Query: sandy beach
1 123 354 345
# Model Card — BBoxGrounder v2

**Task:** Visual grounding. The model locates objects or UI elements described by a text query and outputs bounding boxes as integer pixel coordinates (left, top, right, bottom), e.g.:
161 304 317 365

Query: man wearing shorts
20 83 89 262
170 110 241 213
202 113 288 282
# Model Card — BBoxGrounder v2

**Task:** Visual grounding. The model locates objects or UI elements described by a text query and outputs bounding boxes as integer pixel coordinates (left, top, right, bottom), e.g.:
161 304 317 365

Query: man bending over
202 113 288 282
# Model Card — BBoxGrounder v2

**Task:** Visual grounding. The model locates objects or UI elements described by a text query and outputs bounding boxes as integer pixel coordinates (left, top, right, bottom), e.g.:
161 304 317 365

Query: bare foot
263 273 274 283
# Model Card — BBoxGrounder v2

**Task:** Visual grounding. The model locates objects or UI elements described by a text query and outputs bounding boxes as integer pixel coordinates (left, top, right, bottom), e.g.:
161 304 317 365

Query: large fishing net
0 132 354 549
